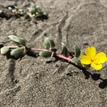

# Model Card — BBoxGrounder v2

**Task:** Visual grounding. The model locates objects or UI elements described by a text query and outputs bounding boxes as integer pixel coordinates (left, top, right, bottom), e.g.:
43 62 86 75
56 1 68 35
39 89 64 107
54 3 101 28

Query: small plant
0 35 26 58
0 4 48 20
7 5 25 17
1 35 107 88
27 3 48 19
1 35 107 72
0 3 106 88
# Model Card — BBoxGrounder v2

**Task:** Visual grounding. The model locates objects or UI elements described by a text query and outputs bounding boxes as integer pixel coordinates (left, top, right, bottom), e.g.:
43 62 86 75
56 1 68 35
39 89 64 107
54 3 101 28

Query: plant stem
8 46 18 48
55 54 72 62
31 47 72 62
7 46 73 62
31 48 48 52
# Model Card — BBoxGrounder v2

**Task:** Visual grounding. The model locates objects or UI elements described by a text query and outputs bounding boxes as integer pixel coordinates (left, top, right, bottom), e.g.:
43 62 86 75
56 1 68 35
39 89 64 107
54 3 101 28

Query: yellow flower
80 47 107 70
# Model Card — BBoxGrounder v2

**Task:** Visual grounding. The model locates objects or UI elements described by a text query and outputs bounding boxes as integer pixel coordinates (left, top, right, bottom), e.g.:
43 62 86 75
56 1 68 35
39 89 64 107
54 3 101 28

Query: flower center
91 57 95 62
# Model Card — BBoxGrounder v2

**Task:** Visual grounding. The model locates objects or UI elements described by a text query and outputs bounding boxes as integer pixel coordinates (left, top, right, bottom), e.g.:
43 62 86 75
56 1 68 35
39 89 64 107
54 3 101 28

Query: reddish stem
31 47 72 62
7 46 73 62
8 46 18 48
31 48 48 52
56 54 72 62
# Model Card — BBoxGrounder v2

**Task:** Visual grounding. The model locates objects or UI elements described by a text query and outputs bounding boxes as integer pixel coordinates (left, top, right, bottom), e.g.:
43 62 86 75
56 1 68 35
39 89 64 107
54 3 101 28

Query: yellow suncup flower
80 47 107 70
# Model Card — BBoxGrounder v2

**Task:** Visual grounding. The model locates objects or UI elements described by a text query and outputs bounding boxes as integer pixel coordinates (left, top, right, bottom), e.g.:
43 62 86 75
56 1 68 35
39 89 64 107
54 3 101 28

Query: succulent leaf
0 46 10 55
43 37 55 49
8 35 26 46
10 47 25 58
39 51 51 58
75 46 81 58
61 46 69 56
71 57 79 64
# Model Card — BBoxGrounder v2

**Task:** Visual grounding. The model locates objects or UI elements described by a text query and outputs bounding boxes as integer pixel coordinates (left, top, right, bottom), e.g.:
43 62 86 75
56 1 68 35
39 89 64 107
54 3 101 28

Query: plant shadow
4 47 107 89
26 48 39 58
68 62 107 89
5 47 39 60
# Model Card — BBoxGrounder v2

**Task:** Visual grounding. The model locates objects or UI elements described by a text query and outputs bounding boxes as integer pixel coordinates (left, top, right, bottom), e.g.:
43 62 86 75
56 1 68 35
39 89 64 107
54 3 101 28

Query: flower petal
80 55 91 65
85 47 96 60
91 63 102 70
94 52 107 64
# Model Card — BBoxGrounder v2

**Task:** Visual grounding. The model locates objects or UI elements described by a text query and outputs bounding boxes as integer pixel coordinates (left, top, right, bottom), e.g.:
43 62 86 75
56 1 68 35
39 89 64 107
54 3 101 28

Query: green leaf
8 35 26 46
10 47 25 58
61 46 69 56
75 46 81 58
39 51 51 58
0 46 10 55
31 5 41 14
71 57 79 64
31 6 38 14
43 37 55 49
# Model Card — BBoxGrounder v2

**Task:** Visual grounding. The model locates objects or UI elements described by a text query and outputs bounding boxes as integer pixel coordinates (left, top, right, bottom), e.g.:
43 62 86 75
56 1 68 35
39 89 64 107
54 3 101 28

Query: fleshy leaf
0 46 10 55
31 5 41 15
75 46 81 58
8 35 26 46
28 4 46 18
10 47 25 58
43 37 55 49
39 51 51 58
71 57 79 64
30 5 38 14
61 46 69 56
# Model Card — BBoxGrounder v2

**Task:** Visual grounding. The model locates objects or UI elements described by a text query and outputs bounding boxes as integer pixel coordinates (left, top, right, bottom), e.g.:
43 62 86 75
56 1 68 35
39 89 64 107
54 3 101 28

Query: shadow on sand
67 62 107 89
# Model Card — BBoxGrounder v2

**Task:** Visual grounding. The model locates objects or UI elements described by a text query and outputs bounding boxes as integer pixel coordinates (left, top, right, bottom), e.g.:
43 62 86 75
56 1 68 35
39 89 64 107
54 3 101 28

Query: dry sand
0 0 107 107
